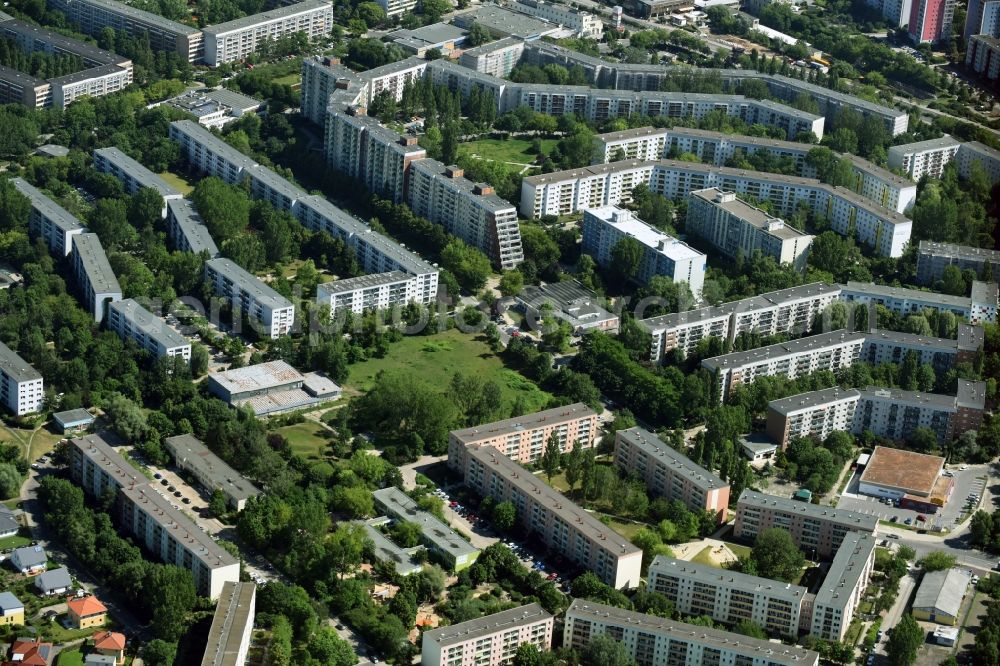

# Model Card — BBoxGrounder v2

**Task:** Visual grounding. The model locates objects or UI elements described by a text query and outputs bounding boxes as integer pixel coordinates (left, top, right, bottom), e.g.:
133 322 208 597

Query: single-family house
0 505 19 538
10 545 47 574
91 631 126 665
0 591 24 626
34 567 72 596
5 637 53 665
67 595 107 629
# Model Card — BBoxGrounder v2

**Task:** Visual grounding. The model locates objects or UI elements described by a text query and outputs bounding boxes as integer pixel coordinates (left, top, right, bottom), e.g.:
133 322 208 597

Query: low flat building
52 408 94 434
912 568 971 625
106 299 191 362
70 233 122 323
204 257 295 339
164 434 260 511
201 581 256 666
448 403 598 469
809 532 876 641
373 487 480 571
454 445 642 588
357 521 423 577
0 340 43 416
647 555 807 636
421 603 554 666
11 177 85 256
160 87 261 128
165 199 219 257
734 490 878 558
92 147 182 215
517 281 619 335
389 23 467 57
206 360 335 416
563 599 820 666
858 446 949 511
614 427 730 522
452 5 563 39
916 240 1000 285
739 435 777 466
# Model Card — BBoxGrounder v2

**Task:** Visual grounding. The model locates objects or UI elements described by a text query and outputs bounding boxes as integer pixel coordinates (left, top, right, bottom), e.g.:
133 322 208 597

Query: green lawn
272 73 301 86
56 649 84 666
843 619 864 647
458 137 559 165
158 171 195 195
271 421 332 461
690 546 719 567
344 329 552 413
0 533 31 550
726 542 751 559
603 518 645 541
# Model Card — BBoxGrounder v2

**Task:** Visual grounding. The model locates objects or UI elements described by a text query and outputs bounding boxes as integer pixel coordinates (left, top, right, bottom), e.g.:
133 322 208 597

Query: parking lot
835 464 989 531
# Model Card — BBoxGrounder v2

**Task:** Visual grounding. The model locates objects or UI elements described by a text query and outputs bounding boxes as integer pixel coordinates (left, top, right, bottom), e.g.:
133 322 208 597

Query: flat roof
72 233 121 296
358 56 427 80
618 427 727 491
859 445 943 495
913 568 970 618
0 340 41 383
202 0 329 35
813 532 876 610
596 126 669 144
518 281 617 328
767 387 861 416
201 581 256 666
208 360 303 396
586 205 705 261
390 22 466 47
971 280 999 305
701 330 867 372
205 257 292 311
690 188 810 241
917 240 1000 262
738 490 879 531
170 120 258 172
121 484 238 568
71 433 146 489
888 135 961 155
957 379 987 410
203 87 261 112
461 36 524 56
373 487 479 560
649 555 806 601
53 408 94 426
452 5 559 38
961 140 1000 160
423 603 552 647
842 281 970 308
55 0 201 34
109 298 189 349
0 18 124 65
164 434 260 502
860 385 958 409
865 327 966 352
11 178 85 234
166 199 219 256
566 599 819 665
451 403 596 444
316 270 411 296
411 158 516 213
357 521 422 576
93 147 180 198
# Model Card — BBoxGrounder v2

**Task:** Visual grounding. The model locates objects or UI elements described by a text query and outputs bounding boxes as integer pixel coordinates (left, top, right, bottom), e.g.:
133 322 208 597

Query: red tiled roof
93 630 127 651
67 595 107 617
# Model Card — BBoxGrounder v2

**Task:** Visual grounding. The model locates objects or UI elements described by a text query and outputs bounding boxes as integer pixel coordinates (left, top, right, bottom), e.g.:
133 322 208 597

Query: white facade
887 136 961 180
810 533 876 641
316 271 419 315
840 280 997 324
508 0 604 38
201 582 256 666
204 258 295 339
957 141 1000 185
581 206 706 295
421 604 553 666
0 341 43 416
106 299 192 361
92 147 182 215
12 177 86 256
377 0 418 18
361 57 428 104
201 0 333 66
70 233 122 323
593 127 669 163
459 37 526 78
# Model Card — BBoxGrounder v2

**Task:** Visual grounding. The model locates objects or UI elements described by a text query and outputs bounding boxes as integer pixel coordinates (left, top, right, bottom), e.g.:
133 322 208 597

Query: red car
916 514 927 522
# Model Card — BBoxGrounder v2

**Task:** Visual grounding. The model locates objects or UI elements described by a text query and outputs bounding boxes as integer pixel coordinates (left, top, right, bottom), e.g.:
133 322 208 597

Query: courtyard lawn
603 518 645 541
344 329 552 413
158 171 194 195
458 138 559 166
56 649 84 666
272 72 301 86
271 421 332 461
726 542 751 560
690 546 720 567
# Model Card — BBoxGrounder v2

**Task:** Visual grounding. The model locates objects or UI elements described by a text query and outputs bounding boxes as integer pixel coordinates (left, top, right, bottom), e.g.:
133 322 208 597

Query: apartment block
0 66 50 108
766 387 861 448
908 0 955 43
563 599 820 666
204 258 295 338
106 299 191 361
0 341 43 416
810 533 877 642
639 282 841 362
48 0 204 62
426 59 507 114
373 487 480 571
593 127 669 163
164 434 260 512
11 177 85 256
861 324 983 371
165 199 219 257
92 147 182 215
967 34 1000 83
614 427 730 522
376 0 418 18
120 484 240 599
581 206 706 294
916 240 1000 285
509 0 604 38
408 160 524 270
647 556 807 637
317 271 419 315
522 160 913 258
965 0 1000 37
887 136 961 180
855 380 987 443
956 141 1000 185
70 233 122 323
701 330 867 402
454 445 642 588
448 403 598 469
840 280 998 324
734 490 878 558
201 581 256 666
359 57 427 104
69 433 146 500
300 56 366 126
201 0 333 66
421 604 554 666
459 37 526 78
686 189 813 271
864 0 915 27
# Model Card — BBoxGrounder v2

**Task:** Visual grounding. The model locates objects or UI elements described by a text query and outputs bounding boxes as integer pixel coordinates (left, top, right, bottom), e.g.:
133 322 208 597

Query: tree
0 463 21 500
580 634 637 666
919 551 956 572
308 627 358 666
147 565 198 641
141 639 177 666
389 520 422 548
498 270 524 297
441 240 492 293
208 489 228 518
940 265 967 296
191 177 251 241
886 614 923 666
467 23 493 47
610 236 643 284
512 643 541 666
541 432 562 481
733 620 767 639
420 0 451 20
355 2 385 27
191 344 209 377
564 439 584 492
750 528 805 582
492 500 517 531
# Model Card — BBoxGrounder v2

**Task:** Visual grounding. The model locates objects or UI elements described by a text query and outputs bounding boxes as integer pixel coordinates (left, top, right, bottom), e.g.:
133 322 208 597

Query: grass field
344 329 552 413
271 421 332 461
458 138 559 165
272 73 301 86
0 534 30 550
604 519 645 541
56 649 84 666
158 171 194 195
690 546 719 567
0 422 63 462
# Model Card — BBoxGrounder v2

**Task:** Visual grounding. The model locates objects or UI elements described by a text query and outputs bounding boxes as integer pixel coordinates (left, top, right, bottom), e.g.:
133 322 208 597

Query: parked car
916 514 927 522
904 518 913 525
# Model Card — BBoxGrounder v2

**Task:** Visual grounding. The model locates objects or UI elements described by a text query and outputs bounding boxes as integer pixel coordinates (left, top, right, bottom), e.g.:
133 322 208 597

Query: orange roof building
5 638 53 665
92 631 127 665
66 595 108 629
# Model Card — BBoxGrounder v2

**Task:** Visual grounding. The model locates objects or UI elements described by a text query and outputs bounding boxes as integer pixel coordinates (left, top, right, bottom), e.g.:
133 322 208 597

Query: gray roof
971 280 999 306
85 655 118 666
813 532 876 610
316 270 411 297
960 140 1000 160
12 545 47 568
566 599 819 666
410 158 516 213
917 240 1000 262
72 233 122 296
0 511 18 535
617 426 727 491
109 299 190 350
956 379 987 410
865 327 969 352
649 555 806 601
358 521 422 576
205 258 292 311
970 33 1000 48
461 36 525 56
11 177 85 234
767 387 861 415
35 144 70 158
201 581 256 666
170 120 258 172
47 62 130 87
163 434 260 502
390 22 467 48
423 604 552 646
452 5 559 38
841 281 971 308
913 568 971 617
36 566 72 591
53 408 94 426
93 147 180 198
0 63 48 89
373 487 479 561
702 330 867 372
208 360 302 395
71 433 146 489
202 0 330 35
517 281 617 330
859 385 961 410
0 18 124 66
690 188 812 242
54 0 200 35
451 403 596 444
0 592 22 612
0 340 41 383
358 56 427 81
203 87 261 112
596 126 669 144
166 199 219 257
738 490 879 531
888 135 961 155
